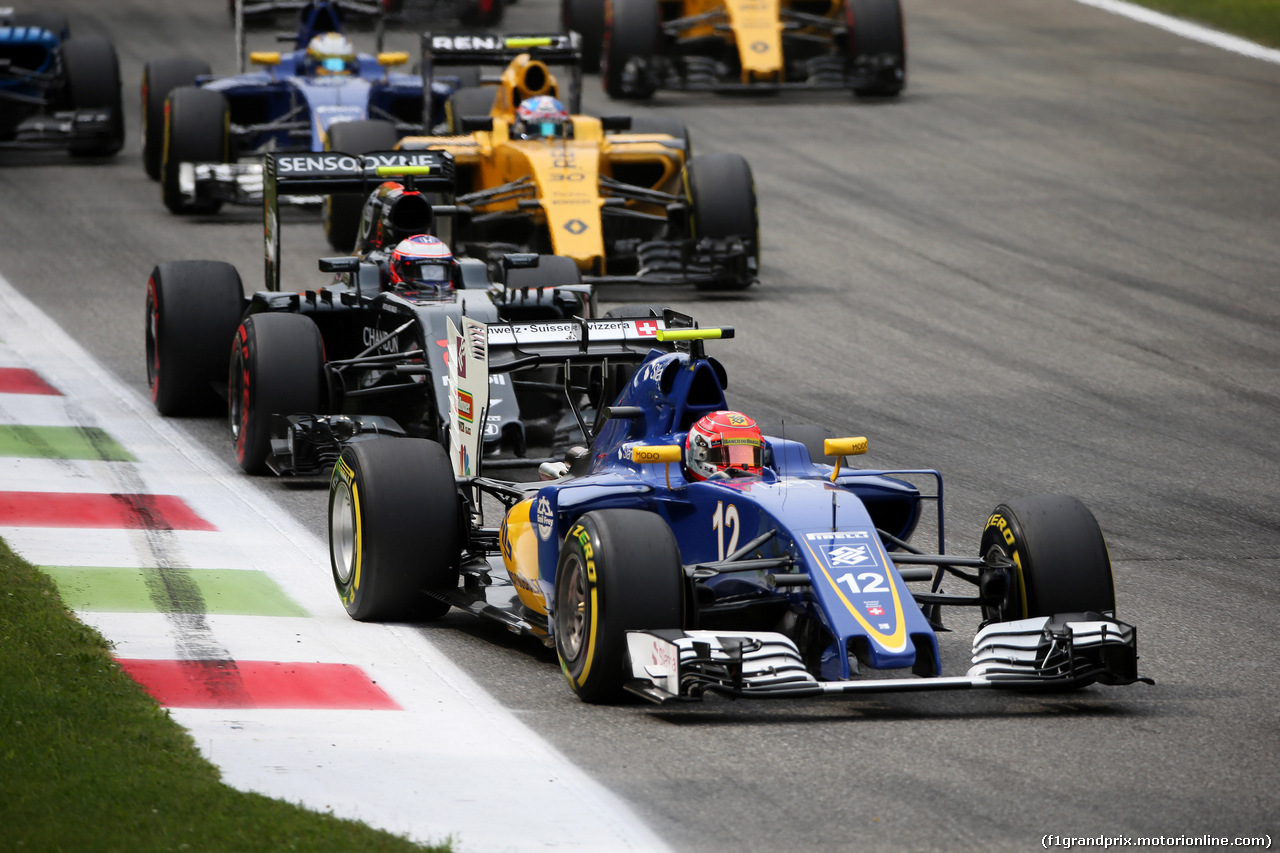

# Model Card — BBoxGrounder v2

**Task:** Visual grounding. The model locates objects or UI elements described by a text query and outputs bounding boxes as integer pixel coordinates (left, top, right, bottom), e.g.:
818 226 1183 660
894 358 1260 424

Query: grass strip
1130 0 1280 47
0 538 450 853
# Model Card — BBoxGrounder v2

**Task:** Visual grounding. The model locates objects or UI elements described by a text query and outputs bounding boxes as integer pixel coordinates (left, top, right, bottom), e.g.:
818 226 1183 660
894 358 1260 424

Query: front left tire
329 438 461 621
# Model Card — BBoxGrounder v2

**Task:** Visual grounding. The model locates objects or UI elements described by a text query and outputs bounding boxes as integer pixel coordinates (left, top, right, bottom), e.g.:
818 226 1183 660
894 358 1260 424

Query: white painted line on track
0 273 674 853
1071 0 1280 64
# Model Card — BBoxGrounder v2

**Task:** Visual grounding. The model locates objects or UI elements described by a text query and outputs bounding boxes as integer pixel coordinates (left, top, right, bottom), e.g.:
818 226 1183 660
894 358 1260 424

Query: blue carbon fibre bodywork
531 348 937 679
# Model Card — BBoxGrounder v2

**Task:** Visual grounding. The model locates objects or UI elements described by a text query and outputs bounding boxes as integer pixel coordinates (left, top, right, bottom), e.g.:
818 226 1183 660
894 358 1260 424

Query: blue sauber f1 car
328 314 1149 704
142 0 446 249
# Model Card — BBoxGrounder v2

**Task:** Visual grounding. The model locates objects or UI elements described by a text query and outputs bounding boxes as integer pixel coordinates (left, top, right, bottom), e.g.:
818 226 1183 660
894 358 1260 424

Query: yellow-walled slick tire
329 438 460 622
979 494 1116 623
553 509 684 703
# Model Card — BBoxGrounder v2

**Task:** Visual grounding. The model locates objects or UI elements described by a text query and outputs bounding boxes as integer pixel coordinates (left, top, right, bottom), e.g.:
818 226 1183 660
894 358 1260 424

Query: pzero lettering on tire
329 438 460 622
553 509 683 703
979 493 1115 623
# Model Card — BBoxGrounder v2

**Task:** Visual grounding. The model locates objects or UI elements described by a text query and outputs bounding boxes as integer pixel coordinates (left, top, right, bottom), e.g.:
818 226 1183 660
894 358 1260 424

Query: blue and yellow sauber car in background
142 0 441 248
328 313 1148 703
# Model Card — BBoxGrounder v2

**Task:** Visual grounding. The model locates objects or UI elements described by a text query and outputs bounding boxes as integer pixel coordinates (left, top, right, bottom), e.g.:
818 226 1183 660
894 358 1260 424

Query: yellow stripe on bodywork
803 538 908 654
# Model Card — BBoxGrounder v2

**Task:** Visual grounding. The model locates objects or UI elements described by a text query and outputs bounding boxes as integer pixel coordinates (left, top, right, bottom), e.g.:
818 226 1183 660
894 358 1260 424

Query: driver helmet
685 411 764 481
305 32 357 76
389 235 454 291
514 96 569 140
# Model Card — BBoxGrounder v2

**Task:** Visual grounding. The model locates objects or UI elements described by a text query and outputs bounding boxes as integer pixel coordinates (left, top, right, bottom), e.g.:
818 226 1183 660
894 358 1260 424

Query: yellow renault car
562 0 905 99
394 33 759 290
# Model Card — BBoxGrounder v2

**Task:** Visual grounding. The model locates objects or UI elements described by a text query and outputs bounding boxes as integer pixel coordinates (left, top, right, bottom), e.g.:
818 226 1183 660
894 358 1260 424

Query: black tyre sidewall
980 494 1116 622
602 0 660 99
230 313 326 475
61 37 124 156
329 438 460 621
564 0 606 72
146 261 244 416
143 57 212 179
684 152 758 289
554 509 683 703
324 120 400 252
162 86 228 214
846 0 906 97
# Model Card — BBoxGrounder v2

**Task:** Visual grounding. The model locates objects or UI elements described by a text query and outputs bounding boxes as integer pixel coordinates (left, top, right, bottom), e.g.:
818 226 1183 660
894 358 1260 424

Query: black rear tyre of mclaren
145 260 244 416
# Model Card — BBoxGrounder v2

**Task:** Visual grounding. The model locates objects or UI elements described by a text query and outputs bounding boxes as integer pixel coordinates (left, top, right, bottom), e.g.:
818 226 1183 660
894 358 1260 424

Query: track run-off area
0 0 1277 850
0 274 670 851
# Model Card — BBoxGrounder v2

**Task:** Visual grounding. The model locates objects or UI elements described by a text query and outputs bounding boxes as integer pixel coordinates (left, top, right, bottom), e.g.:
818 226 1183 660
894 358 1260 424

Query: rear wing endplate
262 149 456 291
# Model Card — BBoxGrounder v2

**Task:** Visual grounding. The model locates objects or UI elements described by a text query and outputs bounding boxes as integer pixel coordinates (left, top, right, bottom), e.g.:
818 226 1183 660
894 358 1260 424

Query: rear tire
324 119 399 252
979 494 1115 623
602 0 660 100
229 313 326 475
329 438 461 621
145 261 244 416
683 152 759 290
563 0 606 72
845 0 906 98
142 57 212 179
554 509 684 703
162 86 228 214
62 37 124 157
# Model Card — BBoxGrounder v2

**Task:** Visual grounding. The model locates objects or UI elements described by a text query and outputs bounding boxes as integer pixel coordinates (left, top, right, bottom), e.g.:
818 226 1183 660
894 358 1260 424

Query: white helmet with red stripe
389 234 454 291
685 411 764 481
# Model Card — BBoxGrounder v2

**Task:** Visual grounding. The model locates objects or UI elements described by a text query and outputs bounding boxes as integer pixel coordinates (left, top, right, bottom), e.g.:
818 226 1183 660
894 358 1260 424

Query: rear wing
262 149 456 291
421 32 583 115
445 311 735 477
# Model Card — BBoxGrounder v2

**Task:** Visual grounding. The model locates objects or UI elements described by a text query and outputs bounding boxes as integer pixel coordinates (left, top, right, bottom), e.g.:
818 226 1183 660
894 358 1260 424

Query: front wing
625 614 1148 703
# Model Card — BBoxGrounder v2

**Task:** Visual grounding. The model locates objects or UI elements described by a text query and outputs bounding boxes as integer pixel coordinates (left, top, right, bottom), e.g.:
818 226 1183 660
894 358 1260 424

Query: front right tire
228 313 326 475
602 0 660 100
554 509 684 703
161 86 229 214
142 57 212 179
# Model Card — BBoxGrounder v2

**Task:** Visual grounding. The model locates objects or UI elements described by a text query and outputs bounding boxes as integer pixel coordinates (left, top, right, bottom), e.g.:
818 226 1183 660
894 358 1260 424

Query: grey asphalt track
1 1 1277 849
